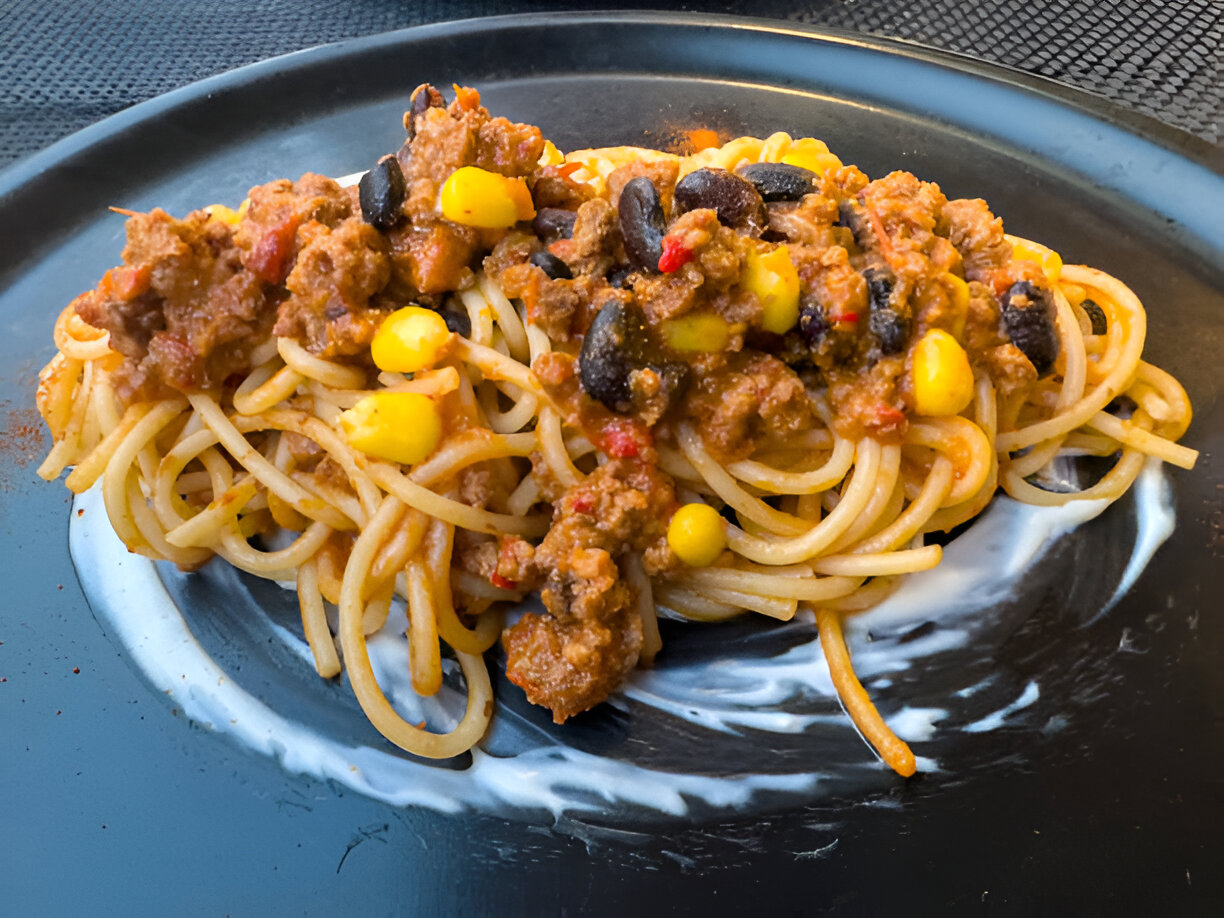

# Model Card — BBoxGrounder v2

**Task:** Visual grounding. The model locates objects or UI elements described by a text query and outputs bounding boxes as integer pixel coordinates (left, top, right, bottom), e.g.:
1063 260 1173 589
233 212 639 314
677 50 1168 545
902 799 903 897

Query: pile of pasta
37 130 1196 777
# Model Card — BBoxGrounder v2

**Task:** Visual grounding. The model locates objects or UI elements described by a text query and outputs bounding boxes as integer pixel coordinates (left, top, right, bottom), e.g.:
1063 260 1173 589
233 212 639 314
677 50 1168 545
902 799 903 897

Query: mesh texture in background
1 0 1220 168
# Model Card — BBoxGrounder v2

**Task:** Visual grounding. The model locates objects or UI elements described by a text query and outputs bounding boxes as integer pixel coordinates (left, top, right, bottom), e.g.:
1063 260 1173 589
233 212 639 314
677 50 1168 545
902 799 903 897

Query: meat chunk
826 356 909 442
385 87 546 297
386 221 479 296
273 217 391 357
397 87 545 225
75 208 270 397
684 352 813 461
235 174 352 284
502 459 675 722
629 209 755 325
503 547 640 723
532 164 595 210
766 192 842 247
940 198 1014 282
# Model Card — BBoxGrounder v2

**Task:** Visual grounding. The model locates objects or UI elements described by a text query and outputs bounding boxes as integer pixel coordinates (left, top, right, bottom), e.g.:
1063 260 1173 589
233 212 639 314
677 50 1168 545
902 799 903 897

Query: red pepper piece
600 419 652 459
490 573 518 591
657 235 694 273
830 311 860 324
869 403 907 438
247 214 300 284
988 268 1014 297
548 238 575 260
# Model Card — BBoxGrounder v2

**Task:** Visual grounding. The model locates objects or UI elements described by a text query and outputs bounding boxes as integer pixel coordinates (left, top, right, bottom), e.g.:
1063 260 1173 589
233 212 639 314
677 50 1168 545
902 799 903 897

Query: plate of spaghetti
4 13 1223 909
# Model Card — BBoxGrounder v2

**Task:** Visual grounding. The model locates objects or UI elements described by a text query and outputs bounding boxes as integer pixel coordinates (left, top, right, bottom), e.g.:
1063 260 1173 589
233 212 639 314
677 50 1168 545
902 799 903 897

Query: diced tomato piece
830 311 860 324
548 238 575 260
100 264 152 300
247 214 300 284
569 494 594 514
869 403 907 438
987 269 1014 297
600 419 652 459
657 235 694 273
490 573 517 590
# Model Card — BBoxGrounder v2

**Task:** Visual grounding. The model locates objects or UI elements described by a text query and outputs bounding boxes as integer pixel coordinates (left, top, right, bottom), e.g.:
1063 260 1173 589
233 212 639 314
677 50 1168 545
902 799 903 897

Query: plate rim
1 9 1221 202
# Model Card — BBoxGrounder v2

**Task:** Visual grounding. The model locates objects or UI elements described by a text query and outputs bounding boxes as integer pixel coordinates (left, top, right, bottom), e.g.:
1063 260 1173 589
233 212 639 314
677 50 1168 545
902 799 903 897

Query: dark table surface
2 3 1222 916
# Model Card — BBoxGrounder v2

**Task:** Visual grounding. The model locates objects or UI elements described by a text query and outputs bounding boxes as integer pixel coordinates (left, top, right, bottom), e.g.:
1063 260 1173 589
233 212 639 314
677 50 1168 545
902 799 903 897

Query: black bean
578 299 687 414
869 308 910 355
529 250 573 280
358 155 406 231
618 177 666 272
606 265 633 288
532 207 577 243
1080 298 1107 335
838 200 873 250
440 309 467 337
430 306 467 337
579 300 651 412
736 162 819 202
1000 280 1060 375
798 298 829 347
860 266 908 354
862 265 894 310
405 83 444 138
673 168 765 228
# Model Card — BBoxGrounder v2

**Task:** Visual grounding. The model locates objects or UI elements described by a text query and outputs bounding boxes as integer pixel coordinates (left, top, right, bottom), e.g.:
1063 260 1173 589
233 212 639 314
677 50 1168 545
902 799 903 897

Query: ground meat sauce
503 457 676 721
75 86 1057 724
74 208 270 399
685 352 814 463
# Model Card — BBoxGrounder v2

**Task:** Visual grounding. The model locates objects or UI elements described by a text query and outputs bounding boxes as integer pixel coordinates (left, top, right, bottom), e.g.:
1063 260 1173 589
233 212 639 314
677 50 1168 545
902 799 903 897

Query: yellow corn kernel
667 503 727 567
911 329 975 417
539 140 565 167
941 272 970 340
743 245 800 334
440 166 535 228
340 392 442 466
371 306 451 373
780 138 842 176
204 201 246 226
661 313 731 353
1009 237 1063 283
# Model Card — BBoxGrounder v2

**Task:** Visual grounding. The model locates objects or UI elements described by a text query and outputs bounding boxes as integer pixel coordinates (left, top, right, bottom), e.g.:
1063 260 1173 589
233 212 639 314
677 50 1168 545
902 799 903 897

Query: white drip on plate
69 458 1173 818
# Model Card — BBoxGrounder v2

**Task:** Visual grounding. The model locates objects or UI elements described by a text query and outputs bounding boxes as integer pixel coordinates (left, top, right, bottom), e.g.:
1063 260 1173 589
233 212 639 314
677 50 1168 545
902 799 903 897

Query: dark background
1 0 1219 170
1 4 1221 917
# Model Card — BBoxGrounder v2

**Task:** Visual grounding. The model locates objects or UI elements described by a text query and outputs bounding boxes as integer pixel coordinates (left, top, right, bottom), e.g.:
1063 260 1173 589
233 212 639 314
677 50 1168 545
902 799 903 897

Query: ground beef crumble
503 458 676 722
684 352 814 462
74 208 270 398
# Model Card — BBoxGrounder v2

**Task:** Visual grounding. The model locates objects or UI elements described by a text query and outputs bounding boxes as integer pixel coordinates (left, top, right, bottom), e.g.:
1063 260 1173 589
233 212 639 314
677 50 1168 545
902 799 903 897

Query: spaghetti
36 85 1195 777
